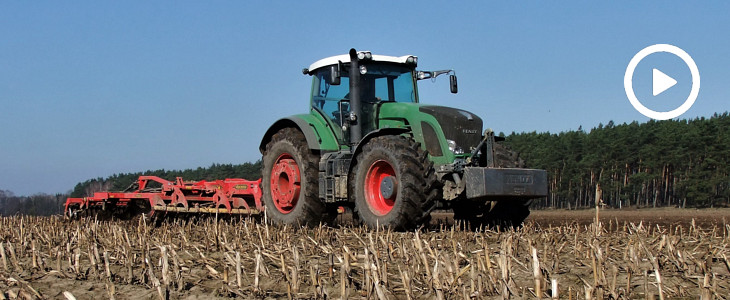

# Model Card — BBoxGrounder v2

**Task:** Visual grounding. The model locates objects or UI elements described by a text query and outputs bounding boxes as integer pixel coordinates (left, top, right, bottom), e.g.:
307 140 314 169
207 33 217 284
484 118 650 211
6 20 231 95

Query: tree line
4 113 728 216
504 112 730 209
0 190 67 216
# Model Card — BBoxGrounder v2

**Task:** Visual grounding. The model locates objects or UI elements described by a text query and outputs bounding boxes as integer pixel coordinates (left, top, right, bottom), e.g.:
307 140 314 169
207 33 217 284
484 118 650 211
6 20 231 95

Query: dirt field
1 208 729 299
529 207 730 228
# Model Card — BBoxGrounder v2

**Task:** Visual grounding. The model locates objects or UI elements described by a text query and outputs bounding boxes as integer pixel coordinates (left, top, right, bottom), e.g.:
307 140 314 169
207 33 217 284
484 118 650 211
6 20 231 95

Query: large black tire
453 199 531 230
490 142 525 168
351 135 438 230
262 128 326 226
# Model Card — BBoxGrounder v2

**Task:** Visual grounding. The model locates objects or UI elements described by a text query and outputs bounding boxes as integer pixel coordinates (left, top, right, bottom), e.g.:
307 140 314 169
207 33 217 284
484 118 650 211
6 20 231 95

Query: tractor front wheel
453 199 531 230
352 135 438 230
262 128 325 226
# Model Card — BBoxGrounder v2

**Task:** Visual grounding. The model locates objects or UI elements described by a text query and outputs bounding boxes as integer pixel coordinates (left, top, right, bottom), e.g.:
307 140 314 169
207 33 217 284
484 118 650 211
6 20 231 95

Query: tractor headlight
357 51 372 61
359 65 367 74
406 56 418 66
447 139 464 154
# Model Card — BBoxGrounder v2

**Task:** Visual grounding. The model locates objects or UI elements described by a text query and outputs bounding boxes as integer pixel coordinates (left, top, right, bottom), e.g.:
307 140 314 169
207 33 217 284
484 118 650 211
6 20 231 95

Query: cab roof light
357 51 372 61
406 56 417 66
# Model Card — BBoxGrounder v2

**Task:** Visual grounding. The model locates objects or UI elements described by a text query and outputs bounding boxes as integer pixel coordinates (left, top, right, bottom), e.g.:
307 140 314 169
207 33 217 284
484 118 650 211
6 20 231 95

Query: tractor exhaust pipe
348 48 362 145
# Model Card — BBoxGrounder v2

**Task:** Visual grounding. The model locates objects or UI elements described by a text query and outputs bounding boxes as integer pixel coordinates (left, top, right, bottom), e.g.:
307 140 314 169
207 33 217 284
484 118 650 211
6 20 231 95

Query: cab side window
312 70 350 127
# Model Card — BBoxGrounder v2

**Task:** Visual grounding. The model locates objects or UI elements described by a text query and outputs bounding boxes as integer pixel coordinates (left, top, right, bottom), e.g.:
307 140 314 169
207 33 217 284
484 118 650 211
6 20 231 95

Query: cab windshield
311 64 416 112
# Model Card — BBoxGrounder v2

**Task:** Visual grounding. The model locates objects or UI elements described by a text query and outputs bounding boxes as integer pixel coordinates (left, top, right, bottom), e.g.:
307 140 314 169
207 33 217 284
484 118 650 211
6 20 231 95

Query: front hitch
466 129 495 167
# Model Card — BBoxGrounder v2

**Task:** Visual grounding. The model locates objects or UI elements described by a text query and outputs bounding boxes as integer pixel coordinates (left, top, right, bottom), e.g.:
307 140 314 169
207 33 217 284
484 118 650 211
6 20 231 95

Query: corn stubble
0 216 728 299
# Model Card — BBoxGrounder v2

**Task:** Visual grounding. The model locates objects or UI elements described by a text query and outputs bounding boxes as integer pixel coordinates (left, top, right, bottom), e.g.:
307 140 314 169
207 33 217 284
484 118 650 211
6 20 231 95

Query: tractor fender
259 115 340 153
348 127 411 172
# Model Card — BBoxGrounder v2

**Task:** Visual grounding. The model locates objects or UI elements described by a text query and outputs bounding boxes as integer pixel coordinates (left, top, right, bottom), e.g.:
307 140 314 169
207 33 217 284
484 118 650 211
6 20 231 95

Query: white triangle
653 68 677 96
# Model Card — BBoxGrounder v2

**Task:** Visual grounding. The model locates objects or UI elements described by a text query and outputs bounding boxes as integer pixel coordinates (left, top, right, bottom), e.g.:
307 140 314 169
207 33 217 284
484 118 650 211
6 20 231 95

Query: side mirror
450 74 458 93
330 64 341 85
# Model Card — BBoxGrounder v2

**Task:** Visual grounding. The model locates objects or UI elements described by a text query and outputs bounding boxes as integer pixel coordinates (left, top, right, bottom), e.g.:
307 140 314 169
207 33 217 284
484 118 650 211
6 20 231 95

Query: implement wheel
352 135 438 230
262 128 325 226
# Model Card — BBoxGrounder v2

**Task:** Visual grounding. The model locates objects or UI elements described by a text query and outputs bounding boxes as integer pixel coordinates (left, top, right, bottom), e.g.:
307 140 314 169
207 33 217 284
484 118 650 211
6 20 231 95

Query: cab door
311 70 350 145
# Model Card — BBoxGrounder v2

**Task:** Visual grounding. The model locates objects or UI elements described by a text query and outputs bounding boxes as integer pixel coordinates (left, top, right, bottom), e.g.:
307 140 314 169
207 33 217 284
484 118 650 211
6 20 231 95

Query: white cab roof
308 53 416 72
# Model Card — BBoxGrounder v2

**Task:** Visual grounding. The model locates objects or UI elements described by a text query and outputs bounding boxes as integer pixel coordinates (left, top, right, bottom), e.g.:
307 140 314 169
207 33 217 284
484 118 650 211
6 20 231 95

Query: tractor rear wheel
262 128 325 226
352 135 438 230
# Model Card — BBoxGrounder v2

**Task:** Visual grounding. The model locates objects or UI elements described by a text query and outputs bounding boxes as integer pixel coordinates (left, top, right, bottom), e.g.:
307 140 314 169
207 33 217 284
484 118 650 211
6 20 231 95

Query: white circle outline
624 44 700 120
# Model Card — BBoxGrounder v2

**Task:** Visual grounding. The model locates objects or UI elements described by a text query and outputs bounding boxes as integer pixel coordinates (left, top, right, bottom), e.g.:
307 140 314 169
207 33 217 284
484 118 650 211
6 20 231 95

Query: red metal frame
65 176 263 216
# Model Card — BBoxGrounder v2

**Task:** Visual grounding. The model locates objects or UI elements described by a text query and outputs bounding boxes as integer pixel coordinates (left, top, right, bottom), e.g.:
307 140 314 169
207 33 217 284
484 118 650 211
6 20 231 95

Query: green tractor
260 49 547 230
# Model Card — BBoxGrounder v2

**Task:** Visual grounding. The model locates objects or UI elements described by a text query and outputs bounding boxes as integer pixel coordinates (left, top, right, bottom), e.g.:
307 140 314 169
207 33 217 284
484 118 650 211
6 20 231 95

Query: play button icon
652 68 677 96
624 44 701 120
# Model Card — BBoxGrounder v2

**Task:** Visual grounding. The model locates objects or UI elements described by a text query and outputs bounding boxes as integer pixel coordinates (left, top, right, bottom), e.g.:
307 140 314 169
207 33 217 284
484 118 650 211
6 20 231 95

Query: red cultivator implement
64 176 262 219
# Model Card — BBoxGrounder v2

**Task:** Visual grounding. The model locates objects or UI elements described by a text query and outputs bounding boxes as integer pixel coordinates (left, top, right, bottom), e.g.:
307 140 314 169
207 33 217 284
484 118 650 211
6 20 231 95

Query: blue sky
1 2 728 196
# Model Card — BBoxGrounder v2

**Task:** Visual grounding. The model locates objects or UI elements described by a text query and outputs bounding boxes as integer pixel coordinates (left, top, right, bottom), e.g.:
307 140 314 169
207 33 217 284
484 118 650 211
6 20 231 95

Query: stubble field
1 208 729 299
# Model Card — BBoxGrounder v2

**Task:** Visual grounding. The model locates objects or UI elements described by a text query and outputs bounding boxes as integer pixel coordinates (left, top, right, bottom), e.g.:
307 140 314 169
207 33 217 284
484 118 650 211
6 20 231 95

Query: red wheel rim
270 153 301 214
364 160 397 216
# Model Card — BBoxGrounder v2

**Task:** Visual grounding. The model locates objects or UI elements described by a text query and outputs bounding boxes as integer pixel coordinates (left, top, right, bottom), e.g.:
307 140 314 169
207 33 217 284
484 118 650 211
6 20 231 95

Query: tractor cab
305 52 421 145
